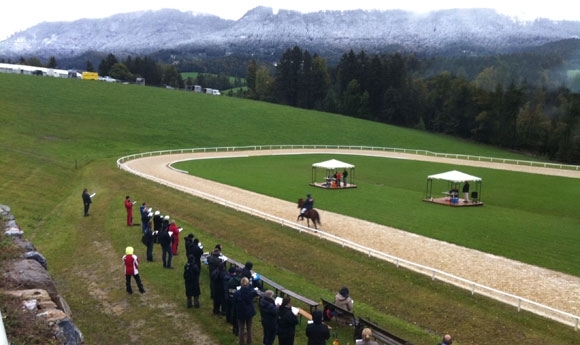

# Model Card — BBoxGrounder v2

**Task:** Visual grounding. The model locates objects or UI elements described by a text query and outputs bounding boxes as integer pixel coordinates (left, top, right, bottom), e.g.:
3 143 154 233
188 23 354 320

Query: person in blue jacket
234 277 259 345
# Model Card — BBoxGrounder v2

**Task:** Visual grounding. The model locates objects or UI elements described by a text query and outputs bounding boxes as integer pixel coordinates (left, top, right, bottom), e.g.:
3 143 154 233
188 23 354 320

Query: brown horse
297 198 321 229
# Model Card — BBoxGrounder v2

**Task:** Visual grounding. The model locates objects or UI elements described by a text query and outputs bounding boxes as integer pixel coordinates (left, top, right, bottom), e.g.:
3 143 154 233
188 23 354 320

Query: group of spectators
120 197 451 345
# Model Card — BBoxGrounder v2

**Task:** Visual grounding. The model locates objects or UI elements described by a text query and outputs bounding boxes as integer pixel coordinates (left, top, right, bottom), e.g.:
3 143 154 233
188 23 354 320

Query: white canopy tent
311 159 356 188
425 170 482 203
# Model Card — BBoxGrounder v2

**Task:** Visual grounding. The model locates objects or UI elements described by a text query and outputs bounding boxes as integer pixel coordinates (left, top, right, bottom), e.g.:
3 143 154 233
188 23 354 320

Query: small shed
424 170 483 206
311 159 356 189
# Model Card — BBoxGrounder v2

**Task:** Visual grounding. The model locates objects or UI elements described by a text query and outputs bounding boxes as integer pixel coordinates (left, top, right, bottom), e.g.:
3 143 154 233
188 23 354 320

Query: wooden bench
320 297 357 326
225 257 318 314
281 288 319 314
355 317 408 345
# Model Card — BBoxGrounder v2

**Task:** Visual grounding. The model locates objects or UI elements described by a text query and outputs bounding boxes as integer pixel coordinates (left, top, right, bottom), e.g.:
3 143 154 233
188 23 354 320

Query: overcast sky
1 0 577 41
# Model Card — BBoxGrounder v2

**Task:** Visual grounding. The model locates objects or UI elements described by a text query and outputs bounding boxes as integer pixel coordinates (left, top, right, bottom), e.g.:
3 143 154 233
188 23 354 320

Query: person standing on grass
122 246 145 294
153 210 163 232
169 219 180 255
234 277 259 345
259 289 278 345
277 296 298 345
191 238 203 271
82 188 92 216
183 255 200 308
306 309 330 345
158 222 173 268
124 196 133 226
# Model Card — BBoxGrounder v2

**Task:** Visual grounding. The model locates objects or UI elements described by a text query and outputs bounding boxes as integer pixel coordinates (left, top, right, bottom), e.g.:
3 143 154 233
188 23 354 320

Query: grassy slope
0 73 577 345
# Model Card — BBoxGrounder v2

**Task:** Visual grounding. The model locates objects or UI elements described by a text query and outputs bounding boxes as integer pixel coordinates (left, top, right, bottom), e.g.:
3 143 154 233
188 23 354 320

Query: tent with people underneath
310 159 356 189
424 170 483 207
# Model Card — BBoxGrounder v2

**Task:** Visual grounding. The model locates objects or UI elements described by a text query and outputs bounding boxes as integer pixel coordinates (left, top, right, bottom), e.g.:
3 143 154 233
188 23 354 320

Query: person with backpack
183 255 200 308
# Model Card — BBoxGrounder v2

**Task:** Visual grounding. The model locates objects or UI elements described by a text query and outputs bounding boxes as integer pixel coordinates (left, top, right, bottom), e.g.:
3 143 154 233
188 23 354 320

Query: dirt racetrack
120 148 580 327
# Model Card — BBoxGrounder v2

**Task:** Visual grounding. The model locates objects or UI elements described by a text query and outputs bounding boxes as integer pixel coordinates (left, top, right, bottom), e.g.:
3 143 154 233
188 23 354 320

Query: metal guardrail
116 144 580 172
117 145 580 330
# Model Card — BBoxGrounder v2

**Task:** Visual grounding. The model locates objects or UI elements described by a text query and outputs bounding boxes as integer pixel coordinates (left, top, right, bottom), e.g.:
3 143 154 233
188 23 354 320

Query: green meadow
0 73 578 345
174 154 580 275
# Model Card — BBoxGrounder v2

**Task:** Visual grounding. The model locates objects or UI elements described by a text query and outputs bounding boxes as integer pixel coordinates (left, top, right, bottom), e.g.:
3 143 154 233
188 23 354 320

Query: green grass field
173 154 580 275
0 73 579 345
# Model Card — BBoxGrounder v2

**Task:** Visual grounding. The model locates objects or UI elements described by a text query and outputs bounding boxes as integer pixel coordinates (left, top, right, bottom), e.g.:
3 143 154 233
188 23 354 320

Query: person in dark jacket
158 224 173 268
183 255 200 308
306 309 330 345
152 210 163 232
277 296 299 345
234 277 259 345
184 233 195 257
259 290 278 345
82 188 92 216
212 261 226 315
227 267 243 335
191 238 203 270
141 209 152 234
142 228 154 261
207 248 222 299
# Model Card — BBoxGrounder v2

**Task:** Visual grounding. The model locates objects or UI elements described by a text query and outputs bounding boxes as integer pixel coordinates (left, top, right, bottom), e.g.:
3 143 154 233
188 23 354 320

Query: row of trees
96 53 238 90
245 47 580 164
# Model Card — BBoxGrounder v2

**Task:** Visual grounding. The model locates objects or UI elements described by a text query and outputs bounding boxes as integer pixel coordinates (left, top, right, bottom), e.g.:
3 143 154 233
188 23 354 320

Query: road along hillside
120 148 580 327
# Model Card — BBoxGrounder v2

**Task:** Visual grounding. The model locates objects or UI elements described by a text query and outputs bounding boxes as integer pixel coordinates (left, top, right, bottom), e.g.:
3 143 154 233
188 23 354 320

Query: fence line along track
117 145 580 330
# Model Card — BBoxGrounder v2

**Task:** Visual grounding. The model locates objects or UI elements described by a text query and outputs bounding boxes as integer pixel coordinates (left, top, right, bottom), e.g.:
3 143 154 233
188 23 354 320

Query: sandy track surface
121 149 580 326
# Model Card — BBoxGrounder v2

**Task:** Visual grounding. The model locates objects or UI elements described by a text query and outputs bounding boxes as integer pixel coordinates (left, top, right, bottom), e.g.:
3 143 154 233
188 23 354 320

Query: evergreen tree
46 56 57 68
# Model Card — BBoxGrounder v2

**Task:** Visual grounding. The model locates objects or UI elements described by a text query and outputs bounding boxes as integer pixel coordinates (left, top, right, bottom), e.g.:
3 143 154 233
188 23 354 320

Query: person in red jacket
124 196 134 226
169 219 181 255
122 246 145 294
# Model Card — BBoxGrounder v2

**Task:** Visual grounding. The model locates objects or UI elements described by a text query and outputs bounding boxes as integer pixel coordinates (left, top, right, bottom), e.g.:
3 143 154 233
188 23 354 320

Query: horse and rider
297 193 321 229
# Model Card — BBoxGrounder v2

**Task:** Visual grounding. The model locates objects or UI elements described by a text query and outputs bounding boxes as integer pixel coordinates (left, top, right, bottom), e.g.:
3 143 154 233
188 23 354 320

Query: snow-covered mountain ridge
1 7 578 61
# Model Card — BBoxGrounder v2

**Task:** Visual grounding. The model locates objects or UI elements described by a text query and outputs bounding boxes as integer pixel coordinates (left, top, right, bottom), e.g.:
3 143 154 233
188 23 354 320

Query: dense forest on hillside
5 39 580 164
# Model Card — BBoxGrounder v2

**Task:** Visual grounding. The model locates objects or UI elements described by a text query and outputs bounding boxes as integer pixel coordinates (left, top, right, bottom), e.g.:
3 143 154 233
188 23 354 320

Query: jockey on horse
300 194 314 220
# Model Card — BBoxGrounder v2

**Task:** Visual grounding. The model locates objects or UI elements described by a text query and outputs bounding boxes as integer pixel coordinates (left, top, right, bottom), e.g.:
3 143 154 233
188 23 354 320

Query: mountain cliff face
1 7 579 62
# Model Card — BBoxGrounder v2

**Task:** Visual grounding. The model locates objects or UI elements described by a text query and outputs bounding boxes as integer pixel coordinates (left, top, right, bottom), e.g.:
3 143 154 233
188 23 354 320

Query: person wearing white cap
122 246 145 294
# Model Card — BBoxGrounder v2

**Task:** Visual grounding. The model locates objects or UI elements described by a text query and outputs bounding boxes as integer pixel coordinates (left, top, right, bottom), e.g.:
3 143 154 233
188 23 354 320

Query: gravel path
120 149 580 327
